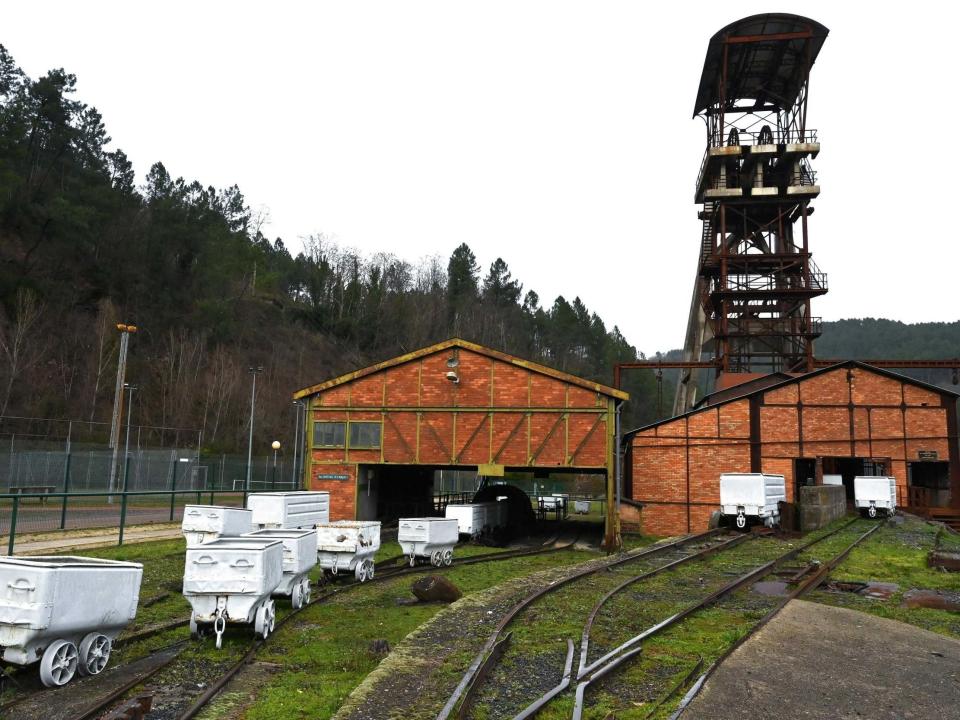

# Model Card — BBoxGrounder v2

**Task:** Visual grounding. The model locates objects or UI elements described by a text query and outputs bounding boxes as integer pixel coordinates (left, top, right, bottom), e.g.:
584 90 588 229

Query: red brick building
293 339 628 544
624 362 959 536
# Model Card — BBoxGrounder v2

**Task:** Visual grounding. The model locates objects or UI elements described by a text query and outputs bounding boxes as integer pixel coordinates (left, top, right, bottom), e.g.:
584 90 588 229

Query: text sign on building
317 473 350 481
918 450 938 461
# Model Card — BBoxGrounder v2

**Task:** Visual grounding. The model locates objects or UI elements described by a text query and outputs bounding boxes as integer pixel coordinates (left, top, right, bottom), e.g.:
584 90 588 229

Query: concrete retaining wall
799 484 846 531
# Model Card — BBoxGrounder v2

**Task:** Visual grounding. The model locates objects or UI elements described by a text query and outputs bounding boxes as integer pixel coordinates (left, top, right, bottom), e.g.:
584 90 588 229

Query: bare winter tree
0 289 47 417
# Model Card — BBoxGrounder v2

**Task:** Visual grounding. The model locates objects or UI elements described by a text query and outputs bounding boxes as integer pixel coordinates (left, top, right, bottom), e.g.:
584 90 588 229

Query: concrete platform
683 599 960 719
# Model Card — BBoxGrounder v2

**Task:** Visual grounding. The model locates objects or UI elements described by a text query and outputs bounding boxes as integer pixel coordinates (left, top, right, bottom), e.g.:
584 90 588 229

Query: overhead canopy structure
693 13 830 116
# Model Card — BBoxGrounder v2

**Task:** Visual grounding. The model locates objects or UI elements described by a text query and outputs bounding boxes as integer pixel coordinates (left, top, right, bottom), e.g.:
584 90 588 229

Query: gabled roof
625 360 959 440
293 338 630 401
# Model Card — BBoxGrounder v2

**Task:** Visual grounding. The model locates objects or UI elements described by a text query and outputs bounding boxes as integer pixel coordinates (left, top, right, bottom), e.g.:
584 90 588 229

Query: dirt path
4 523 181 554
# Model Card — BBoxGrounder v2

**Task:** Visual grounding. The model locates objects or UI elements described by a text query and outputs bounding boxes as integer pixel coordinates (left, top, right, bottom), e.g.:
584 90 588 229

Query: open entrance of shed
907 461 950 509
815 457 889 504
355 463 607 539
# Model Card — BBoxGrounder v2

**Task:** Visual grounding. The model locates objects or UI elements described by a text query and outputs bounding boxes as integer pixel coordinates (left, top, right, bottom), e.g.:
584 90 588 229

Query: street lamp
271 440 281 489
122 383 137 491
107 323 138 500
291 400 305 487
245 366 264 494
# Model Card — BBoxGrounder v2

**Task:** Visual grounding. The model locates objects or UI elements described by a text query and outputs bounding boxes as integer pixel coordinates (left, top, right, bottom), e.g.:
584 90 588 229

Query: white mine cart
719 473 786 530
823 474 843 487
574 500 591 515
181 505 253 546
243 528 318 608
854 476 897 518
445 503 494 538
0 556 143 687
183 537 284 648
315 520 382 582
398 517 459 567
247 491 330 529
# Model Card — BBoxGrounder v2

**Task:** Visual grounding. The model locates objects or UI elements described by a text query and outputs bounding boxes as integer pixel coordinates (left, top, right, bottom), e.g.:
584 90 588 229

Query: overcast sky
5 2 957 356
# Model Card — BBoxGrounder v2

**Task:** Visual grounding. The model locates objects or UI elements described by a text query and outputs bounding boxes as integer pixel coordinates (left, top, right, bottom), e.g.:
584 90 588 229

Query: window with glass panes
313 421 346 447
349 422 381 449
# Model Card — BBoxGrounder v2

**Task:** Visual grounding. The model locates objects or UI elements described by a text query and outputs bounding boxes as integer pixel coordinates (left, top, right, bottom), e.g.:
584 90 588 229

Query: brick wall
627 365 957 536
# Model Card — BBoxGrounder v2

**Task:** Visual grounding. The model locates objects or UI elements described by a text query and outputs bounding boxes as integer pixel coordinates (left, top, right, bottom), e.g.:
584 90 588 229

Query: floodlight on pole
107 323 138 501
122 383 137 491
245 366 264 492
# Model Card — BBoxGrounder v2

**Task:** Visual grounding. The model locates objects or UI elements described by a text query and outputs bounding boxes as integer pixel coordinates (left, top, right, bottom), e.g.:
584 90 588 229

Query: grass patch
808 516 960 639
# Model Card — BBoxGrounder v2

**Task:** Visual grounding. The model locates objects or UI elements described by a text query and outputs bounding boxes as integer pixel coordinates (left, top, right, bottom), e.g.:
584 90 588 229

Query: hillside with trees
1 48 956 453
0 46 662 450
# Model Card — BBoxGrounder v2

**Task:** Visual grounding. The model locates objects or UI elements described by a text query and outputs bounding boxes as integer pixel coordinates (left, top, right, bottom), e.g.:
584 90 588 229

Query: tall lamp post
291 400 304 487
108 323 137 500
245 366 263 494
122 383 137 491
271 440 281 489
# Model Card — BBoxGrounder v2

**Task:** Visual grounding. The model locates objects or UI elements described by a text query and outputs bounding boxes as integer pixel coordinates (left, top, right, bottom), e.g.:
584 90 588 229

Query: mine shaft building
624 362 960 535
293 339 628 545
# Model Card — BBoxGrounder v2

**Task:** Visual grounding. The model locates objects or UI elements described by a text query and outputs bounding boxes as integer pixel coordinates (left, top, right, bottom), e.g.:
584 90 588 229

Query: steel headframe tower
675 14 830 414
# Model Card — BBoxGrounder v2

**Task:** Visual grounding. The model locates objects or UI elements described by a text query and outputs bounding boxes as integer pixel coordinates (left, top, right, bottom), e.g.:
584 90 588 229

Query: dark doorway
795 458 816 502
820 457 888 504
908 461 950 508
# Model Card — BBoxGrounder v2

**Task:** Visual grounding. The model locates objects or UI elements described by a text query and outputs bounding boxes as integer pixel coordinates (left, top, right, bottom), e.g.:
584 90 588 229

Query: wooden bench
7 485 56 503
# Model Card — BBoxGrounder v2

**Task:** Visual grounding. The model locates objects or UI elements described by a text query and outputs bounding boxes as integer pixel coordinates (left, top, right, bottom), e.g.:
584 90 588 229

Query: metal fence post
8 496 19 555
119 455 131 546
59 450 72 530
169 457 179 522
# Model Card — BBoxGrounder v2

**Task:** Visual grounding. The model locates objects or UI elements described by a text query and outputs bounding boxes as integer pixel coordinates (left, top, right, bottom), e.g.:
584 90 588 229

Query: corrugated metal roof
293 338 630 401
693 13 829 117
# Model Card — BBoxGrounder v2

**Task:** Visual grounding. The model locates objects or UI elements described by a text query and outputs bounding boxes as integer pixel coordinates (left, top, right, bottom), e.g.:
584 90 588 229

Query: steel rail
437 529 723 720
0 642 187 720
570 520 868 719
577 533 749 675
175 532 585 720
669 520 884 718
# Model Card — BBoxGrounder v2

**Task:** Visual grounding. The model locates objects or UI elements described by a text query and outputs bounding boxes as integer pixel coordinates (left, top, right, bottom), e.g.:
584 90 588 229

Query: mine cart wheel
868 505 877 518
442 550 453 567
364 559 375 580
190 612 199 639
356 561 368 582
39 639 78 687
301 578 312 604
431 550 443 567
255 603 271 640
292 582 303 609
409 555 417 568
78 633 111 676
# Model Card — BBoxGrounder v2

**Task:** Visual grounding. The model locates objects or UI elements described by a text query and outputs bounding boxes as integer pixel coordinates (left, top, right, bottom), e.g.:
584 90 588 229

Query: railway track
441 518 884 720
0 530 583 720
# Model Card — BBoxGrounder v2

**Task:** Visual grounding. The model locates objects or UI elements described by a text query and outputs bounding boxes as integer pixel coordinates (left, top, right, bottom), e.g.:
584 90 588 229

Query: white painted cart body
182 537 284 647
243 529 318 607
854 476 897 518
315 521 381 582
247 491 330 529
719 473 786 529
574 500 591 515
445 503 493 537
0 556 142 686
181 505 253 546
398 517 459 567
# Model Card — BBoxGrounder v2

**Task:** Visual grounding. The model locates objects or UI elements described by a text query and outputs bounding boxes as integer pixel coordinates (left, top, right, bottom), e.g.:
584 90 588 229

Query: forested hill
0 46 661 450
817 319 960 361
0 48 956 454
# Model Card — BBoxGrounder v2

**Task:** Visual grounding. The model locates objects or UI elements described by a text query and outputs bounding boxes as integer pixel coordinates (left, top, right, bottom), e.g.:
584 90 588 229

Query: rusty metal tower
674 14 830 413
